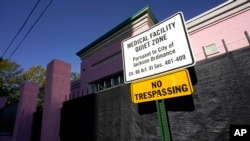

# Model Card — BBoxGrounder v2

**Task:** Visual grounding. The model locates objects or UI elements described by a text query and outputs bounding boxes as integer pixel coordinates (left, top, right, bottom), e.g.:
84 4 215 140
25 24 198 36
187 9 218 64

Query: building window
95 74 124 92
113 76 119 86
204 43 219 56
120 75 124 84
105 79 112 88
97 81 105 91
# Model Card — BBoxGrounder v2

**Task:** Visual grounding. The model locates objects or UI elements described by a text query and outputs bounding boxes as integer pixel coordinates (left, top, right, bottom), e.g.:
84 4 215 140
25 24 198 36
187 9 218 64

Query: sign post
121 12 196 141
130 68 193 140
156 100 172 141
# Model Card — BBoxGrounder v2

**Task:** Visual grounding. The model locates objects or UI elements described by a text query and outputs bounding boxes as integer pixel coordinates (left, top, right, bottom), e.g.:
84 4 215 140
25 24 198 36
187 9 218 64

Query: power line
8 0 54 59
1 0 41 58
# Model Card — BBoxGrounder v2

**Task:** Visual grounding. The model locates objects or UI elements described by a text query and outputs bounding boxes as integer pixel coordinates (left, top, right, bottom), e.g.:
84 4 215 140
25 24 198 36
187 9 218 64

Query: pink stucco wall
0 97 7 109
189 10 250 61
77 9 250 96
12 82 39 141
0 82 39 141
80 40 123 95
40 59 71 141
80 24 151 95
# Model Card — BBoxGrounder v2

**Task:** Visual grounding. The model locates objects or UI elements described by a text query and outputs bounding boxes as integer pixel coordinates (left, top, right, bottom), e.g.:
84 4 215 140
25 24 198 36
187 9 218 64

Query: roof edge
76 6 158 56
186 0 249 33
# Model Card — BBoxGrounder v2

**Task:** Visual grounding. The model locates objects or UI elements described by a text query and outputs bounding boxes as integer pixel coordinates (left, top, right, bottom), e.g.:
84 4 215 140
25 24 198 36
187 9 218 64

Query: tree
0 58 23 105
20 66 46 86
1 58 79 109
0 59 46 108
71 72 80 81
20 66 46 110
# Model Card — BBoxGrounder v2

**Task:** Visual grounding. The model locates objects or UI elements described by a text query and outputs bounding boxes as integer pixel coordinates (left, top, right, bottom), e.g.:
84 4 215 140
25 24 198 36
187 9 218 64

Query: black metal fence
60 46 250 141
0 104 17 136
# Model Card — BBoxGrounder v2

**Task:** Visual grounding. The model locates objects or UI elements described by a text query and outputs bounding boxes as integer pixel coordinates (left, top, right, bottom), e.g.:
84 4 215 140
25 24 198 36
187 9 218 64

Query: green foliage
0 58 23 104
20 66 46 110
71 72 80 81
0 59 46 108
1 58 79 110
20 66 46 86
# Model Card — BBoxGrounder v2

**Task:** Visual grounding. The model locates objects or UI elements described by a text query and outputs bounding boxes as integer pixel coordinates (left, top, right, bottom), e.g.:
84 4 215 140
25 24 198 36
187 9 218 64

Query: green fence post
156 100 172 141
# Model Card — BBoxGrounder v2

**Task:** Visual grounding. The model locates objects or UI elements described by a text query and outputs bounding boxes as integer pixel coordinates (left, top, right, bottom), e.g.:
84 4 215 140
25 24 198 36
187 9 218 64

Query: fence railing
197 31 250 60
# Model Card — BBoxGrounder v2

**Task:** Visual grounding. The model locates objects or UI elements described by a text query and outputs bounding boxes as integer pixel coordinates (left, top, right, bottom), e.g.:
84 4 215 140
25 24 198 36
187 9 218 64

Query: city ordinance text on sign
122 12 196 83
